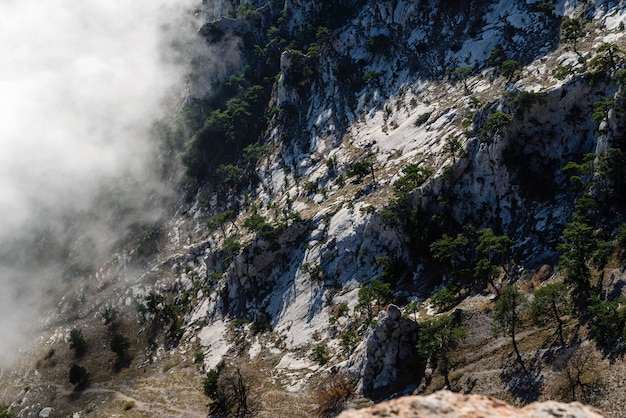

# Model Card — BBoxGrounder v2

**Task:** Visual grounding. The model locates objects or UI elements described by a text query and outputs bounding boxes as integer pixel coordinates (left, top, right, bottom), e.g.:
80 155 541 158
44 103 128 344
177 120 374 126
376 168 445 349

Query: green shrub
62 263 92 282
413 112 432 127
0 406 14 418
362 70 378 83
69 329 87 358
69 364 89 388
102 307 118 325
431 286 457 312
215 164 245 191
393 163 432 198
554 64 579 80
375 256 402 287
233 318 250 328
311 344 329 365
110 333 131 358
203 362 225 397
532 1 555 14
302 263 324 281
194 351 205 365
340 331 359 354
236 3 257 19
479 110 510 138
451 66 473 85
589 296 626 345
487 44 506 67
243 143 270 164
366 34 391 55
243 214 270 232
501 59 520 80
504 90 545 119
304 180 319 195
223 236 242 253
346 161 372 183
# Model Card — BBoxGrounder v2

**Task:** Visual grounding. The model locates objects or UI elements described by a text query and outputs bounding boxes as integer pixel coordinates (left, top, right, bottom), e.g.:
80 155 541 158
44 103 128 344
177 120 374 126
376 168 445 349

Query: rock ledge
337 390 604 418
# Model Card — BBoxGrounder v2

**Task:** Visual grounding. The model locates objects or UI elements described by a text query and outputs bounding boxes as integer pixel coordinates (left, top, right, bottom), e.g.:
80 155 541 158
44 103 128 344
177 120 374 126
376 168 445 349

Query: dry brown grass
478 299 494 313
310 372 357 417
529 264 552 289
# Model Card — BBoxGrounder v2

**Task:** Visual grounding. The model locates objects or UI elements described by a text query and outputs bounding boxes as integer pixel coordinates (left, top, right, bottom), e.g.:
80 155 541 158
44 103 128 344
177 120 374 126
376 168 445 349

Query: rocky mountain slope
2 0 626 417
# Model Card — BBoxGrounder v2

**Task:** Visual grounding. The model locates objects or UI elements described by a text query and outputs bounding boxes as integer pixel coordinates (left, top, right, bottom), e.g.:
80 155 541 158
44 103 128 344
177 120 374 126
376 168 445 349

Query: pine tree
492 286 528 370
416 314 466 389
69 328 87 358
531 282 570 346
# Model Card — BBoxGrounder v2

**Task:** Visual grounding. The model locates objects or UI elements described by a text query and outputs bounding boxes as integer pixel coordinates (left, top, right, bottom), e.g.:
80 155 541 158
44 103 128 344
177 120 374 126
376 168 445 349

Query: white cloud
0 0 204 365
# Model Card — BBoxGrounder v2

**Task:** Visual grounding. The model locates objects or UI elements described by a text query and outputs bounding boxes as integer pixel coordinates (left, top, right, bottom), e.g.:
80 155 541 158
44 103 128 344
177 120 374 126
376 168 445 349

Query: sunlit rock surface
338 390 605 418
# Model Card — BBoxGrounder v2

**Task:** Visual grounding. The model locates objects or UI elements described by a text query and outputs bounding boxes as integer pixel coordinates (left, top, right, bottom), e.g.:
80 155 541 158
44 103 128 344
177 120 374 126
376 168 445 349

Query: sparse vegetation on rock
6 1 626 417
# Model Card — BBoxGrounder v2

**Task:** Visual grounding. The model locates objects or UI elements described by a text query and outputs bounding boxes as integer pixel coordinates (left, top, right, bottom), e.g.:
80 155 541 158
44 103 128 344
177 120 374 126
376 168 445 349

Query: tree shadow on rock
499 352 543 403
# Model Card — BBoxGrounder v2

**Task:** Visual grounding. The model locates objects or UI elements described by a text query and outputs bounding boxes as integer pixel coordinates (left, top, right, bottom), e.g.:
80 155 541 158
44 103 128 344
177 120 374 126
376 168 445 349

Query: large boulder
346 304 422 400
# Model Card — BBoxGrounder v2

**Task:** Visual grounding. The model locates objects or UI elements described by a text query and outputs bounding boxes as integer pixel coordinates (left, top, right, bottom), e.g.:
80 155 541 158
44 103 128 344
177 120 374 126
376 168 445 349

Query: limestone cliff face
435 75 606 259
187 0 626 400
347 305 422 399
269 0 619 268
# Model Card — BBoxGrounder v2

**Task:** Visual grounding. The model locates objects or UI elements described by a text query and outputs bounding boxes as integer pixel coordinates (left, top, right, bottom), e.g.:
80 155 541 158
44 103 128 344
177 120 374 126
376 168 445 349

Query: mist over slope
0 0 202 366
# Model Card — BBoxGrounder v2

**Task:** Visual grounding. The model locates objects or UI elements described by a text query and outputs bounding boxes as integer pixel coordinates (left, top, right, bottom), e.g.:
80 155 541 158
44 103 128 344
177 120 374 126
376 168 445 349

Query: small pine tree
561 17 585 56
69 364 89 389
102 307 118 325
356 279 391 321
69 328 87 358
430 286 457 312
404 300 422 321
531 282 570 346
558 216 609 309
110 333 131 360
416 314 466 389
441 135 465 164
492 285 528 370
500 60 520 81
451 66 473 93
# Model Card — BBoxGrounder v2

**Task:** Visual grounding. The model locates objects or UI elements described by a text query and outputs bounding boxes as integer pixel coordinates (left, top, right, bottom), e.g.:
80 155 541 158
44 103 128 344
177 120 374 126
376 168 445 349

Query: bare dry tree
552 344 603 404
206 361 256 417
